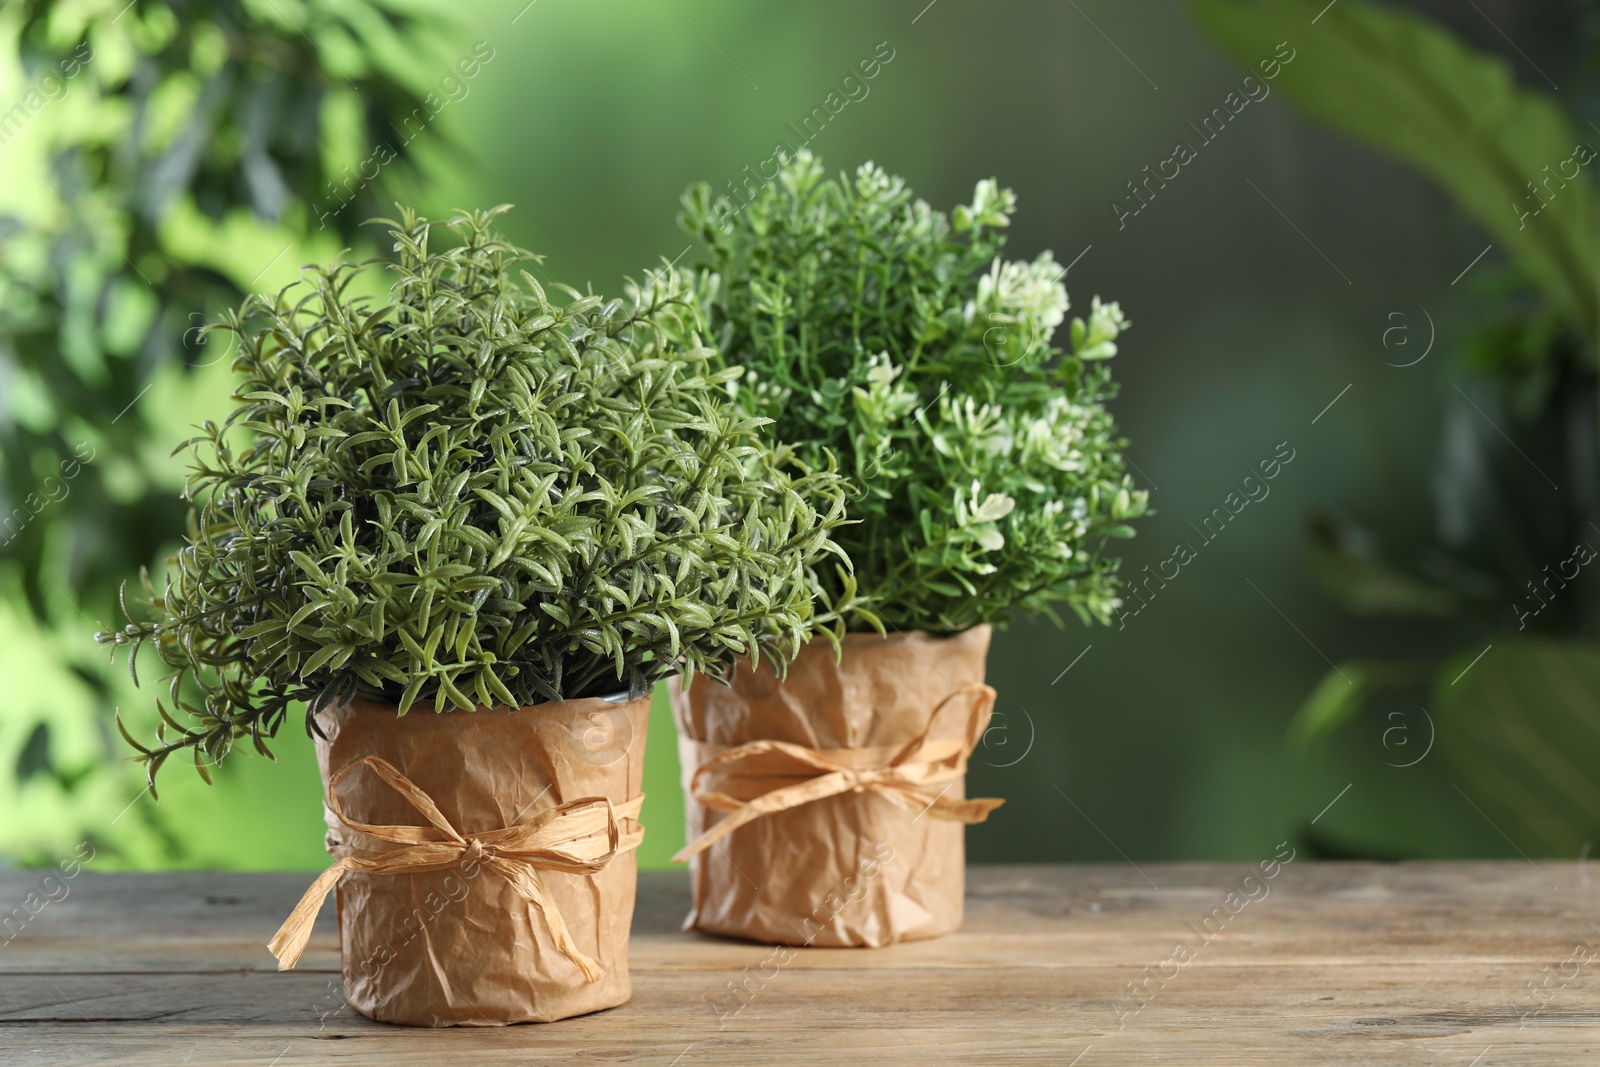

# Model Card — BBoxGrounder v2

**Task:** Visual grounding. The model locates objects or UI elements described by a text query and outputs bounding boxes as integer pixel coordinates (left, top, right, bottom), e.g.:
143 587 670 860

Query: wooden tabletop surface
1 862 1596 1065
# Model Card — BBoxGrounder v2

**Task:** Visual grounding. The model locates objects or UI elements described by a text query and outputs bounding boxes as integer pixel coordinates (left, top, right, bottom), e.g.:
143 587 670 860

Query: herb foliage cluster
680 151 1147 633
100 208 853 786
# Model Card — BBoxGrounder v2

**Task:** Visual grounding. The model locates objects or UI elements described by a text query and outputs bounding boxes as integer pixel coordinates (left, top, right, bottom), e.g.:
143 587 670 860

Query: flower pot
670 625 1002 947
270 693 648 1026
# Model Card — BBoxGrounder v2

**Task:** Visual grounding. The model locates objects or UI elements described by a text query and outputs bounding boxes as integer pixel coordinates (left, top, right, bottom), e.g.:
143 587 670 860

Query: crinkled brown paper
670 625 999 947
308 693 647 1026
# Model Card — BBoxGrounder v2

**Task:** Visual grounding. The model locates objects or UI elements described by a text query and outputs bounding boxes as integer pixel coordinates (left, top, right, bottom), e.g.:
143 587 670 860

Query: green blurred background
3 0 1596 872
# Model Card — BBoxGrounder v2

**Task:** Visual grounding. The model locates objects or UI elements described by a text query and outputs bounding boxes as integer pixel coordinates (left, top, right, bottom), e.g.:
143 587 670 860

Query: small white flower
974 493 1015 523
864 352 899 388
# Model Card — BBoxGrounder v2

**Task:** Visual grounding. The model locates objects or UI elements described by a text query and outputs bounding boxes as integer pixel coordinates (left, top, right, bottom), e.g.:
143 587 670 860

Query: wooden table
2 863 1596 1064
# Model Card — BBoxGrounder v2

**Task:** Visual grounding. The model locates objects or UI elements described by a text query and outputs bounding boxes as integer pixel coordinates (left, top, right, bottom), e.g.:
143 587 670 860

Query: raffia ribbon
672 682 1005 863
268 755 643 983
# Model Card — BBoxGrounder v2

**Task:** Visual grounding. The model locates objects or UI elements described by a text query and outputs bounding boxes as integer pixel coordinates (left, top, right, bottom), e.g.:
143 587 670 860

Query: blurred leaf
1288 663 1369 750
1194 0 1600 340
1287 656 1438 750
1438 641 1600 855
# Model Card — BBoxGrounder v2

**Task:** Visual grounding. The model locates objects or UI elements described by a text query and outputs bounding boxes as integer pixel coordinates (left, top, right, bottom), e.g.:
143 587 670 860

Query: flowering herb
679 151 1147 633
98 207 855 787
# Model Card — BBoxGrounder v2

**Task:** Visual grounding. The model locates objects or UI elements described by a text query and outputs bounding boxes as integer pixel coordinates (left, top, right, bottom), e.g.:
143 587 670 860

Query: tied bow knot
268 755 643 984
671 682 1005 863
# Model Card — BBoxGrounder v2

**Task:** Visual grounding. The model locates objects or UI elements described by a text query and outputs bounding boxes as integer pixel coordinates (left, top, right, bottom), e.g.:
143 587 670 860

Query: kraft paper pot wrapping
294 693 647 1027
670 625 1001 947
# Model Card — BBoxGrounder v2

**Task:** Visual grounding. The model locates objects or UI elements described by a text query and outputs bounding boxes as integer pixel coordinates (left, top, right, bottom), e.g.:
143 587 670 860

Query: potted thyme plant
97 207 851 1025
668 152 1148 946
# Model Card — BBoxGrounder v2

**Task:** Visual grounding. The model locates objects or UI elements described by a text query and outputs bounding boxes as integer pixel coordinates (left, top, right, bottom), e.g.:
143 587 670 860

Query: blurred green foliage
0 0 436 865
3 0 432 618
5 0 1595 872
1200 0 1600 856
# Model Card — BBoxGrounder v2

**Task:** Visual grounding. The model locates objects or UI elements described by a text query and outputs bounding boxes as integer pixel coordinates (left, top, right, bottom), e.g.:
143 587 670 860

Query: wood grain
1 863 1596 1065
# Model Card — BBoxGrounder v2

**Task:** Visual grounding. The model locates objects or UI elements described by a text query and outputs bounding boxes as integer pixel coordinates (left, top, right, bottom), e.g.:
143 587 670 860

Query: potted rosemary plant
97 207 851 1025
669 152 1148 946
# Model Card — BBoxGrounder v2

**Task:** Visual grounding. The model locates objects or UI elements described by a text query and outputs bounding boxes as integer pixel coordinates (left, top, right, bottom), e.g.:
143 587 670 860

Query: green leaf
399 675 428 715
301 643 346 678
1286 664 1368 751
422 623 446 667
396 627 428 664
286 601 328 632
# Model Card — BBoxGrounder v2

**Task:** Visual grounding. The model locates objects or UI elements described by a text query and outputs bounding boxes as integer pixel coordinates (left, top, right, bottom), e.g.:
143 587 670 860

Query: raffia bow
268 755 643 983
671 682 1004 863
